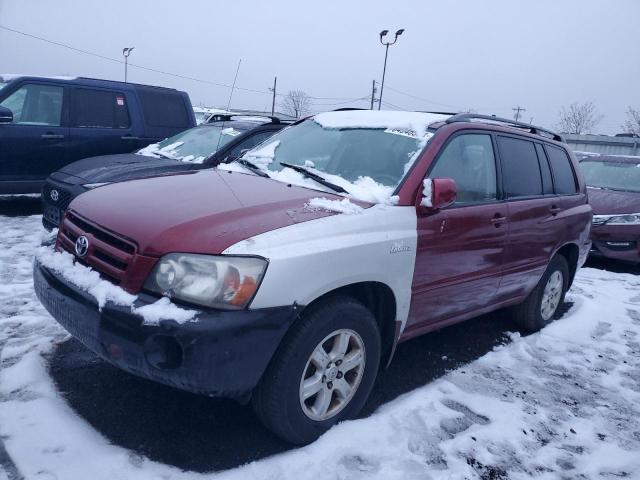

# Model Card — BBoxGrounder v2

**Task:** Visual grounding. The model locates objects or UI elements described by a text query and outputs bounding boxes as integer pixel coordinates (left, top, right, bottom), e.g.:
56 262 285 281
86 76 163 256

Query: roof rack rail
446 113 564 142
207 114 283 124
332 108 367 112
417 110 459 116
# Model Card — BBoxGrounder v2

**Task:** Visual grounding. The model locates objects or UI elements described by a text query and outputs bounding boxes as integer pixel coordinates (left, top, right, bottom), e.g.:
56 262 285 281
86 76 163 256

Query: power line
376 81 463 110
380 99 409 110
0 24 363 102
312 96 370 107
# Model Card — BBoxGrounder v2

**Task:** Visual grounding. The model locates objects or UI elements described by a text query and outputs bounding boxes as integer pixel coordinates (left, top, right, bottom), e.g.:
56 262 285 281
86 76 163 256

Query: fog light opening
144 335 183 370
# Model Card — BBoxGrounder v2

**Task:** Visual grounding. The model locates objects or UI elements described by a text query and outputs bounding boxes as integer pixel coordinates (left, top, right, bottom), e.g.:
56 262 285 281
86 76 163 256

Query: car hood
587 187 640 215
56 153 189 184
68 170 362 256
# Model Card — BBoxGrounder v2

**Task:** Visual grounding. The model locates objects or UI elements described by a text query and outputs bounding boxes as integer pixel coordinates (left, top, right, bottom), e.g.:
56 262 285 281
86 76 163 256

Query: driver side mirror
0 106 13 124
418 177 457 212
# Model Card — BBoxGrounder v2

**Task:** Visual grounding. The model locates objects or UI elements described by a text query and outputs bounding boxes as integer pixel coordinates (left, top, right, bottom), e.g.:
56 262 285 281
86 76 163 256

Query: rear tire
513 255 569 332
252 295 381 445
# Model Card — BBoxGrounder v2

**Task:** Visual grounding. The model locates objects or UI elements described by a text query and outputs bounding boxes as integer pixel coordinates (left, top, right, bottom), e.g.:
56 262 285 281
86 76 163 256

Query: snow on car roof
0 73 78 81
313 110 451 137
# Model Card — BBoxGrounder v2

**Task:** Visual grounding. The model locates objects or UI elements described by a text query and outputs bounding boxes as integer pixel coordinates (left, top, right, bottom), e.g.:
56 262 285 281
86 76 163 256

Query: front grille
57 212 137 285
42 183 74 210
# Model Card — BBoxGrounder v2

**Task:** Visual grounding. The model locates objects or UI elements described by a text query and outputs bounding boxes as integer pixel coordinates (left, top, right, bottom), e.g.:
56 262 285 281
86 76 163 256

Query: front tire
252 295 381 445
513 255 569 332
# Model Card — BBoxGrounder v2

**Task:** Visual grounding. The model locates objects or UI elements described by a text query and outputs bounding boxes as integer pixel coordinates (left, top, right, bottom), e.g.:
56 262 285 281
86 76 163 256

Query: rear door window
137 89 190 128
429 133 497 204
545 145 578 194
72 88 130 128
0 83 63 126
497 136 542 198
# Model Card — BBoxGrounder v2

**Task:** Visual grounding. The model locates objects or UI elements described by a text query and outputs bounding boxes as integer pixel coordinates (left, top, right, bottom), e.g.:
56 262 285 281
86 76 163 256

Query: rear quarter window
72 88 130 128
497 136 543 198
137 89 190 128
545 145 578 194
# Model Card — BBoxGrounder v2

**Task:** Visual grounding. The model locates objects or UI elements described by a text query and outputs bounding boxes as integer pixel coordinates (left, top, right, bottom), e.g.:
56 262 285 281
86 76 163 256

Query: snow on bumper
33 258 299 399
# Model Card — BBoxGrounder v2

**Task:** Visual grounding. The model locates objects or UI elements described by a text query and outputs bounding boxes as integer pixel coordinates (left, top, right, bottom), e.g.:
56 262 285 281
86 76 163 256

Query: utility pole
270 77 277 116
370 80 377 110
512 105 526 122
122 47 134 82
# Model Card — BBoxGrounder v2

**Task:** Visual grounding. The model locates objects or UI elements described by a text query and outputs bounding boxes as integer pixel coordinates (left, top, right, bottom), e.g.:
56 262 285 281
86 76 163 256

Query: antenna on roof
226 59 241 111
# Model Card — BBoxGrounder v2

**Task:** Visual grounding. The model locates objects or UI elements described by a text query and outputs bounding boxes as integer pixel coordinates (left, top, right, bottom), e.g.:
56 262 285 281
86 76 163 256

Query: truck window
137 89 190 128
545 145 578 194
497 136 543 198
0 84 63 126
72 88 130 128
429 133 497 204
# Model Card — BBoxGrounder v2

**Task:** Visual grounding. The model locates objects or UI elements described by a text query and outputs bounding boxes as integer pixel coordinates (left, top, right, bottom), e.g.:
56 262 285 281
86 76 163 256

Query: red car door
406 132 507 336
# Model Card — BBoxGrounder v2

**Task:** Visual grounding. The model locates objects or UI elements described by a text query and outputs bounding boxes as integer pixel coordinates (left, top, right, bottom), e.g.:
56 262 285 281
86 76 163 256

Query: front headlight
82 182 111 189
144 253 267 309
593 214 640 226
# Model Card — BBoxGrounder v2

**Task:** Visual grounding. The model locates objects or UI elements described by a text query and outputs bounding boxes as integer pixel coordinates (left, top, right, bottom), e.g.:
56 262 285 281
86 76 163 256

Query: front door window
0 84 63 126
428 133 497 204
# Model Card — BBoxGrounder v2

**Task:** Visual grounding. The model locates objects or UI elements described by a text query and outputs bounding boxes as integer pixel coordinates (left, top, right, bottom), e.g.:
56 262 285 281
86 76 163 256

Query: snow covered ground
1 214 639 479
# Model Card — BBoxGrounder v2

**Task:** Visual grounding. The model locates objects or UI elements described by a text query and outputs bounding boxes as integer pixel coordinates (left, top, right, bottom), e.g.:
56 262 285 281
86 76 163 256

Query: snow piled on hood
306 197 364 214
137 142 205 164
313 110 450 138
35 245 197 325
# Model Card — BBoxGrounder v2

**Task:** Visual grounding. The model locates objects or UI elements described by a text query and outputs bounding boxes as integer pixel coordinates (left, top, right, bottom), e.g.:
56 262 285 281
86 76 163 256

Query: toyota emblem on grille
75 235 89 257
50 189 59 202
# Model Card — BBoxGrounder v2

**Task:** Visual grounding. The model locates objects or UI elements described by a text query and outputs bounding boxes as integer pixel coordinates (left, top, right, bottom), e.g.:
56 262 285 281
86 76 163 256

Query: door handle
121 136 141 140
491 214 507 227
550 205 561 216
41 133 64 139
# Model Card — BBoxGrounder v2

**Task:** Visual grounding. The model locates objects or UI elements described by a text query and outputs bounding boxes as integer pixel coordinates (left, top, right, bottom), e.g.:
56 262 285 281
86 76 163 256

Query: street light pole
122 47 134 82
377 29 404 110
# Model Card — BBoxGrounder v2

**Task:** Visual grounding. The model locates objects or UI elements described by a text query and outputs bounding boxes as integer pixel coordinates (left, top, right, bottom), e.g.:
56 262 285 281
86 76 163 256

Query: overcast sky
0 0 637 134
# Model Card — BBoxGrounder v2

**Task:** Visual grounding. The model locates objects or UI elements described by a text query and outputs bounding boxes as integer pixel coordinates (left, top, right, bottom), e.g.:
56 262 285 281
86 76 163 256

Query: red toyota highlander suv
34 111 592 444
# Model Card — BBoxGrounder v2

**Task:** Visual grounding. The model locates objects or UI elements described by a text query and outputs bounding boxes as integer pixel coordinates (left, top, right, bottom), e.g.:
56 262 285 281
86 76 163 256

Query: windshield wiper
236 158 269 178
279 162 348 194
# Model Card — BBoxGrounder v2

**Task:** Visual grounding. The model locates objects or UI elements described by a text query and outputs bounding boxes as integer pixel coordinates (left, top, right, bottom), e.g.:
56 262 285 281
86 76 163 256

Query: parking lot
1 197 639 479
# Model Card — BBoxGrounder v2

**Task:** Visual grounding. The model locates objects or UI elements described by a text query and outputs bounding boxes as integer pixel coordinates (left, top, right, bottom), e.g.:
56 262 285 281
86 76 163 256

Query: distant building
565 133 640 156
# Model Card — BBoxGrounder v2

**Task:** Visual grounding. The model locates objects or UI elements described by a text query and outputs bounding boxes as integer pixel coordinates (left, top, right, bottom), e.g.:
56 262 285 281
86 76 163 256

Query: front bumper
590 224 640 264
34 260 298 399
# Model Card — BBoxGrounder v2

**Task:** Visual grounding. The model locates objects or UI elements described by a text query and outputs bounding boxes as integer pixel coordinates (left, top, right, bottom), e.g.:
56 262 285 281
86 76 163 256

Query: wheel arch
554 242 579 288
301 281 399 370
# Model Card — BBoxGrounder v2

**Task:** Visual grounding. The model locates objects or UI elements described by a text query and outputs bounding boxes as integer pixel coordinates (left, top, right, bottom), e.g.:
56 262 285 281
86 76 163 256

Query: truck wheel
252 295 381 445
513 255 569 332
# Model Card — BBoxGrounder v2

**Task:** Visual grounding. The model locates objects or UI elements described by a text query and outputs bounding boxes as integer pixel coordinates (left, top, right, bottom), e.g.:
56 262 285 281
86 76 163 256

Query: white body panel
223 205 418 330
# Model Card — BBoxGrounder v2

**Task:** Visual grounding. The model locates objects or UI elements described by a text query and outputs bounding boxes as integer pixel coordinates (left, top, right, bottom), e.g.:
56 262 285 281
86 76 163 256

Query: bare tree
556 101 603 134
622 107 640 136
281 90 311 118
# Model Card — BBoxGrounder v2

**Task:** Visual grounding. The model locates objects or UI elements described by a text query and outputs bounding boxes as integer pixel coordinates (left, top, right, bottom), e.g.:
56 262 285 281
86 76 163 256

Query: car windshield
137 124 246 164
230 112 438 203
581 159 640 193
